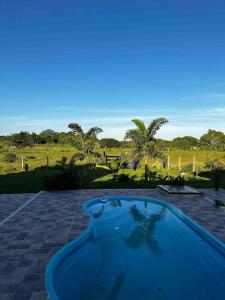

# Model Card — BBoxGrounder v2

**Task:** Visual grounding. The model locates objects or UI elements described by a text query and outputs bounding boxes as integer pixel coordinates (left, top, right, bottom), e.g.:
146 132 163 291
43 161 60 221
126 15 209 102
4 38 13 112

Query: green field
0 145 225 193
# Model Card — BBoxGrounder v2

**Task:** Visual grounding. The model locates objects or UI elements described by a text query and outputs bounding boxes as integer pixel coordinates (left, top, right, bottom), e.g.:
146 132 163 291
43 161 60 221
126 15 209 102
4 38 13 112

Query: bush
212 167 225 191
118 174 130 182
3 153 17 163
204 158 217 169
86 163 96 170
43 170 80 191
162 175 185 186
149 170 158 181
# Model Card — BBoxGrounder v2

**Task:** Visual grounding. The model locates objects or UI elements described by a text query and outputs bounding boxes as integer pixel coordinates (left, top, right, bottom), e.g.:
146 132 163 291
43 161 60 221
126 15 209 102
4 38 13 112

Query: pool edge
45 196 225 300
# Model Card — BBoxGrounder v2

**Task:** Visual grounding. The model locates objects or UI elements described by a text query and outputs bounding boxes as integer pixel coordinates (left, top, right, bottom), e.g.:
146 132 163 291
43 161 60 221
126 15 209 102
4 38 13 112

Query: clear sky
0 0 225 140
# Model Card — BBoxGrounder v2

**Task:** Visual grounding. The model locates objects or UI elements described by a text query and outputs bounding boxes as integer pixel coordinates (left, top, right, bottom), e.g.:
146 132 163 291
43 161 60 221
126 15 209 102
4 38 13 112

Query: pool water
48 197 225 300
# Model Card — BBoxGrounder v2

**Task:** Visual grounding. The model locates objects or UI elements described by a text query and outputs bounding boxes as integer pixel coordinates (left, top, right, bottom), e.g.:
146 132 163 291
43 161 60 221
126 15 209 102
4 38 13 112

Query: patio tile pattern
0 189 224 299
0 194 34 223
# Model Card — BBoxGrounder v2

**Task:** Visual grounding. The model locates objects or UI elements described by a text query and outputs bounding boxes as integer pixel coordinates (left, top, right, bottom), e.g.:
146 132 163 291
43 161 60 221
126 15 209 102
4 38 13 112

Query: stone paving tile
0 275 25 299
0 194 34 222
0 189 224 299
12 273 46 300
0 250 15 270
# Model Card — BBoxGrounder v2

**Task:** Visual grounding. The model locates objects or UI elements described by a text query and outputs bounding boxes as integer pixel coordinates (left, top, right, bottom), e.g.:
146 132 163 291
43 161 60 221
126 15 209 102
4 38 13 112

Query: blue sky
0 0 225 140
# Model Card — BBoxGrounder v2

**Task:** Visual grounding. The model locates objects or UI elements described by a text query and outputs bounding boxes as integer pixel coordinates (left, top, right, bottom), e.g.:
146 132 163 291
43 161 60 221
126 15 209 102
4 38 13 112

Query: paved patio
0 189 224 299
0 194 34 223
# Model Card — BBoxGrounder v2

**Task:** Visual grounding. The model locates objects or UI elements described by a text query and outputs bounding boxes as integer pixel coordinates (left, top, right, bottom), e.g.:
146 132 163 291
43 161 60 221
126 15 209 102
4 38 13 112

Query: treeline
0 130 132 148
0 129 225 150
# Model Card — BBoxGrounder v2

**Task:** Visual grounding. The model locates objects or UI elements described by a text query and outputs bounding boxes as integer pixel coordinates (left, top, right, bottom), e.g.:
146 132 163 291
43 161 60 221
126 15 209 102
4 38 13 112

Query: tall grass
0 145 224 175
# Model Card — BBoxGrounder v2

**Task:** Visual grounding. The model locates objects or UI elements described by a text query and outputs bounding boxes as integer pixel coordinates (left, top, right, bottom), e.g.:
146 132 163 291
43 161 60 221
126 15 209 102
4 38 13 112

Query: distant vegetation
0 119 225 193
1 128 225 150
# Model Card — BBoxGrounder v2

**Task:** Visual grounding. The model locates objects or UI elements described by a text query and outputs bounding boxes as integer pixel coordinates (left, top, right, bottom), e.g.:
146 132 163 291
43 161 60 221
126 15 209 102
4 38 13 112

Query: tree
100 138 121 148
31 132 42 144
39 129 59 144
97 156 130 187
155 139 171 150
11 131 33 147
68 123 103 175
58 132 73 145
124 118 169 182
0 135 11 147
171 136 198 149
200 129 225 150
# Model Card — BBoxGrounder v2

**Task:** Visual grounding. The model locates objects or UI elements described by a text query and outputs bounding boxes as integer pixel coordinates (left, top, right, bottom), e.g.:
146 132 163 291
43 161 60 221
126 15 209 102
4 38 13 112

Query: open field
0 145 225 193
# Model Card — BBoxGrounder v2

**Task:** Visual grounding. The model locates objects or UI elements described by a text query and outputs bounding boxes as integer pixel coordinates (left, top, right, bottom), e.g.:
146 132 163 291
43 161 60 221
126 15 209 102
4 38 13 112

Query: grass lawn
0 145 224 193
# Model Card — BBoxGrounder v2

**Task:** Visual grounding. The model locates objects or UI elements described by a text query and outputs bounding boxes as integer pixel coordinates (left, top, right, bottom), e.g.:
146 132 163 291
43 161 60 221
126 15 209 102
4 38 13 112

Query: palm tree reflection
105 272 125 300
122 203 166 255
110 199 122 207
93 205 105 219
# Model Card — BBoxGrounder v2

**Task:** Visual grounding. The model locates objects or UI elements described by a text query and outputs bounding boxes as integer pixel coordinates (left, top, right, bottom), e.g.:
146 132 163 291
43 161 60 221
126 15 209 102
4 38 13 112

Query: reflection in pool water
123 203 166 255
47 197 225 300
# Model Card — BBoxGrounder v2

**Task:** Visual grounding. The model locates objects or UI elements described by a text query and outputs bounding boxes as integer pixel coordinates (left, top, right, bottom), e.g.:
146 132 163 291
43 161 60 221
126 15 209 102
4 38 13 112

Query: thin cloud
1 105 225 138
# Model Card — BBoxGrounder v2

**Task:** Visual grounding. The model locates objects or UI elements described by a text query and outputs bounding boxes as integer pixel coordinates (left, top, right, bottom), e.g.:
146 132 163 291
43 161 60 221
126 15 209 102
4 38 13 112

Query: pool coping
45 195 225 300
158 185 203 194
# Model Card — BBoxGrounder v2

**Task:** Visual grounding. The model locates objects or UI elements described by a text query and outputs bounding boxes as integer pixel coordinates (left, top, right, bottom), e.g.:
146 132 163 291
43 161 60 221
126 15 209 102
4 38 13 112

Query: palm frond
145 141 160 158
96 164 110 171
86 127 103 139
68 123 84 135
132 119 147 134
69 154 77 167
56 156 68 166
72 135 84 151
148 118 169 140
73 152 85 161
124 129 140 141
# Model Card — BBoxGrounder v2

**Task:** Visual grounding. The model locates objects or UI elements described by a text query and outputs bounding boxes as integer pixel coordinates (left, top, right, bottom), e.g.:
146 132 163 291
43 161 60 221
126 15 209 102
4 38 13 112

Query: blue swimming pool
46 196 225 300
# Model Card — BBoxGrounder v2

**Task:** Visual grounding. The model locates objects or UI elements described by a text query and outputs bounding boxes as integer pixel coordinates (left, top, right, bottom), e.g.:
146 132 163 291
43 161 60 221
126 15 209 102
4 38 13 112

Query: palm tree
68 123 103 176
97 155 130 187
125 118 169 183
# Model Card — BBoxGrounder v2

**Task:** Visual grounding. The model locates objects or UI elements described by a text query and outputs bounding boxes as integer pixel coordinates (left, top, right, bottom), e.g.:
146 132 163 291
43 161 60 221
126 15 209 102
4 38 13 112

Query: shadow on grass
0 164 224 193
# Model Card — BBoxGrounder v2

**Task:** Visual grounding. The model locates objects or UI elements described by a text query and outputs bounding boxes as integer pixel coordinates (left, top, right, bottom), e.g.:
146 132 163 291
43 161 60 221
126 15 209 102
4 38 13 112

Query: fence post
21 156 24 171
192 156 196 173
167 155 170 174
178 156 181 172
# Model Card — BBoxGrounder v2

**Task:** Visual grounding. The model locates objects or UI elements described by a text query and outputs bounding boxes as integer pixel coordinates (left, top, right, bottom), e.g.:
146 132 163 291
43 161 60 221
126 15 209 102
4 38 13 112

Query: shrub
162 175 185 186
211 166 225 191
214 199 225 207
204 158 218 170
86 163 96 170
3 153 17 163
149 170 158 181
43 169 80 191
118 174 130 182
